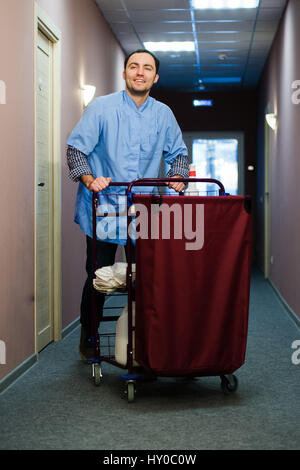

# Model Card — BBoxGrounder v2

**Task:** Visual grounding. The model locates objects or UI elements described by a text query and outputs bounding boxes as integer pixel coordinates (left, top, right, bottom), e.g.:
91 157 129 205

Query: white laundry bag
115 302 139 367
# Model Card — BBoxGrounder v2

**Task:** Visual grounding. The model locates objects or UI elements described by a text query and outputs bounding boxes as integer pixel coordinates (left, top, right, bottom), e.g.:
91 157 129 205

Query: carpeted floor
0 269 299 450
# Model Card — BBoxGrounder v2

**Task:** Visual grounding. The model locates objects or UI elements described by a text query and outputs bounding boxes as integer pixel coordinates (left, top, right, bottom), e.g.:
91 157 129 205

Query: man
67 49 189 361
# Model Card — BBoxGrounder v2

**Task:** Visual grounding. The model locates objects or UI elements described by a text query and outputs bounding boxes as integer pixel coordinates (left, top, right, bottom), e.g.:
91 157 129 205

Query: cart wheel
126 381 136 403
93 363 102 386
220 374 238 395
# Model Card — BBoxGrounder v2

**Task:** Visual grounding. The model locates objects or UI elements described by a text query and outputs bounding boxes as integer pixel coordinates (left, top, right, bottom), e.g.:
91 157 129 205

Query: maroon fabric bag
133 195 252 377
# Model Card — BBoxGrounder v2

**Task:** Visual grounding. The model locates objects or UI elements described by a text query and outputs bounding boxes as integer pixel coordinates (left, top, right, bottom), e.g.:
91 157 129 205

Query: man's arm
166 154 189 192
67 145 92 182
66 145 110 191
67 145 189 192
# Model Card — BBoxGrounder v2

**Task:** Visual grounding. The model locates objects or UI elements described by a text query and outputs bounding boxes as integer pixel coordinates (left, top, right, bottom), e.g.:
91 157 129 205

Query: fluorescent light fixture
193 99 213 107
192 0 259 9
144 41 195 52
81 85 96 107
265 113 277 130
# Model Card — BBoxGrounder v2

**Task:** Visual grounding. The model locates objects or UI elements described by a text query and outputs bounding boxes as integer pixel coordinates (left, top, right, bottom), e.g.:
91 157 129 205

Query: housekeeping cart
88 178 252 403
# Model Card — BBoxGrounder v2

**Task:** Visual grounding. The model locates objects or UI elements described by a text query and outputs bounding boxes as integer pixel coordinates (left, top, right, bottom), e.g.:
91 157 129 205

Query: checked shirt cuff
67 145 92 182
166 155 189 179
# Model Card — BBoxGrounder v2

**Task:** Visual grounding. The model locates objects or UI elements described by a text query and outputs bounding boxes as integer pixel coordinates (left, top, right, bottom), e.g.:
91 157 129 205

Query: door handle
38 182 45 187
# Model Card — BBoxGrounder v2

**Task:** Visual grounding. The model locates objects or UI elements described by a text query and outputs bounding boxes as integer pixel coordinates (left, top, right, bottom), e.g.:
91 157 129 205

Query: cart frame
88 178 241 400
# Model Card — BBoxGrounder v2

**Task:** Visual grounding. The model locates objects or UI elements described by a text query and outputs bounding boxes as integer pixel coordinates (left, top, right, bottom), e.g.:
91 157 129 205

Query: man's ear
154 74 159 84
122 70 126 80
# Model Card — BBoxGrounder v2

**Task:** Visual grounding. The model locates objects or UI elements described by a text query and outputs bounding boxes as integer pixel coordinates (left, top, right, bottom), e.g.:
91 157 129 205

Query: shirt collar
123 90 152 112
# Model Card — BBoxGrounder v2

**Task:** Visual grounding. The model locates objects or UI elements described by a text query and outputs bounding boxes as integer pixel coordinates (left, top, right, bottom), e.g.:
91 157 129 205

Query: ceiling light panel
193 9 257 20
192 0 259 8
129 10 191 21
124 0 191 9
194 21 253 31
141 33 194 42
144 41 195 51
198 31 252 40
161 53 198 63
135 22 193 33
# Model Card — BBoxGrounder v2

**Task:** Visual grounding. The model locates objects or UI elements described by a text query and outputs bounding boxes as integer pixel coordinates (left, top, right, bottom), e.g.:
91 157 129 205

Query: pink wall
36 0 125 329
0 0 124 382
0 0 35 380
257 0 300 318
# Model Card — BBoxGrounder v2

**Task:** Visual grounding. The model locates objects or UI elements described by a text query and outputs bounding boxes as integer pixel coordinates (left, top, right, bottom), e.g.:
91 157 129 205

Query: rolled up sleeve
66 145 93 182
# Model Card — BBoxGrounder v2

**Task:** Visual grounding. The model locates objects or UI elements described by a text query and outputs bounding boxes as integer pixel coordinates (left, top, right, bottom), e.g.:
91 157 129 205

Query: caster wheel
221 374 238 395
126 381 136 403
92 363 102 386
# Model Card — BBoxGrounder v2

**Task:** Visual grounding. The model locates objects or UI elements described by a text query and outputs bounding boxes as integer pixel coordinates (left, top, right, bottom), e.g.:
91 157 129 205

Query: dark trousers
80 236 134 336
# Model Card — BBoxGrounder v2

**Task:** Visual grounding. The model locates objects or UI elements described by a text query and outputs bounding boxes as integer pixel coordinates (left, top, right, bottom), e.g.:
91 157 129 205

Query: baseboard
0 317 81 394
268 279 300 331
0 354 37 394
61 317 80 339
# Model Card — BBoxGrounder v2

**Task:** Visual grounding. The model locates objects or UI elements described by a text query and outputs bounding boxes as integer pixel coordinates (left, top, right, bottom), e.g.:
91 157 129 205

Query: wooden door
35 29 54 352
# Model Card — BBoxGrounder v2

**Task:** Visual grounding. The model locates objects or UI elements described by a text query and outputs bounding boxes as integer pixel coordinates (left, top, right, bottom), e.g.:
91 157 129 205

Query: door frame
34 3 62 350
264 109 271 279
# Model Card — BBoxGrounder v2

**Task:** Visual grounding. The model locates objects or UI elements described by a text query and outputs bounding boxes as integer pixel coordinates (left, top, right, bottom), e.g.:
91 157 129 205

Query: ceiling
94 0 287 93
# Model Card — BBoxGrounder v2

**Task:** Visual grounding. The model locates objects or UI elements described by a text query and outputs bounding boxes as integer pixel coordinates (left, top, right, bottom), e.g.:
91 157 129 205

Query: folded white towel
93 262 135 293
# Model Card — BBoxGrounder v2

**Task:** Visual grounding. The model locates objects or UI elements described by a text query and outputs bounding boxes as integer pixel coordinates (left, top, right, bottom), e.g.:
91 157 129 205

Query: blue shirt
67 90 187 244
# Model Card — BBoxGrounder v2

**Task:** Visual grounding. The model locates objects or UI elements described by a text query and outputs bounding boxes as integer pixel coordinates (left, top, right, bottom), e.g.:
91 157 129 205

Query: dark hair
124 49 160 74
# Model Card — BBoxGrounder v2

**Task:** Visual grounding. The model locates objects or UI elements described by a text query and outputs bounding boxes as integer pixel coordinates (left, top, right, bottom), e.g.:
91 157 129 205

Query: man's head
123 49 160 98
124 49 160 74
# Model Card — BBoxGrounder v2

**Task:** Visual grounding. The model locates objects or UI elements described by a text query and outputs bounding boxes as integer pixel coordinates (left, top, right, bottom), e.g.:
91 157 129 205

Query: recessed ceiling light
192 0 259 9
144 42 195 52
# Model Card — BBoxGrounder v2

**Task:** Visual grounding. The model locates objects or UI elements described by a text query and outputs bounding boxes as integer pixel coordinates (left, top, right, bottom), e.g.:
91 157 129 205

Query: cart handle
125 178 225 195
91 178 225 194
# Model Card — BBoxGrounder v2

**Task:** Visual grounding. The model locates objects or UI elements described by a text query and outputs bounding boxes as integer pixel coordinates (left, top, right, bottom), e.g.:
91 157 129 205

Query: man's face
123 52 159 96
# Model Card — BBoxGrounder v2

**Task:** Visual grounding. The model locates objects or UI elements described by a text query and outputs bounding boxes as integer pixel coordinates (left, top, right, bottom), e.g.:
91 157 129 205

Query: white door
35 29 54 352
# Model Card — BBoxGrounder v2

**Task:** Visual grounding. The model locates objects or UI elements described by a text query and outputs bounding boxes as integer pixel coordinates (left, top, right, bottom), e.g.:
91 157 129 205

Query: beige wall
0 0 124 382
257 0 300 319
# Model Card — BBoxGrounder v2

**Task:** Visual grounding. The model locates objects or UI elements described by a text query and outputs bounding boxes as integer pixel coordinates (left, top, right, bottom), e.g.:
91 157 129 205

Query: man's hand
81 175 111 192
166 175 185 193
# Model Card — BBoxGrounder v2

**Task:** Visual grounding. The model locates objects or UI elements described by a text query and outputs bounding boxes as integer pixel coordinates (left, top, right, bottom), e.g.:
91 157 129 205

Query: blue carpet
0 269 299 450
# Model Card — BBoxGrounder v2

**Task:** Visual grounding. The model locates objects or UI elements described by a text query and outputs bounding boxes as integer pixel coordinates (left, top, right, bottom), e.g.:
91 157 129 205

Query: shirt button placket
137 112 142 178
